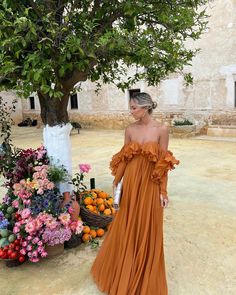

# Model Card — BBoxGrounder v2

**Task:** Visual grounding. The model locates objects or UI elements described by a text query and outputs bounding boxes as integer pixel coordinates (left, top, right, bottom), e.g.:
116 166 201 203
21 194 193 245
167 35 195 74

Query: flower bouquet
0 145 83 265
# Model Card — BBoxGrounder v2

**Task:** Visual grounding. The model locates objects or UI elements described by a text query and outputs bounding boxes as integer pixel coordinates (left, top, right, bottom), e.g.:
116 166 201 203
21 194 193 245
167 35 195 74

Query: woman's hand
160 194 169 208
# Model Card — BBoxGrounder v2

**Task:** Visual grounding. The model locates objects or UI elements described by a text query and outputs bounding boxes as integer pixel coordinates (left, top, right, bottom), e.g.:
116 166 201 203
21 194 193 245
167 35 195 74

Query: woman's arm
159 125 169 151
124 126 131 144
159 125 169 208
112 127 130 194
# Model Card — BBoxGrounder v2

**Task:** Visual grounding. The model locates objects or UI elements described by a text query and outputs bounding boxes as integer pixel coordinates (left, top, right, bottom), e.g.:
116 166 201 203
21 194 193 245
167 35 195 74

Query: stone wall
2 0 236 133
0 91 23 124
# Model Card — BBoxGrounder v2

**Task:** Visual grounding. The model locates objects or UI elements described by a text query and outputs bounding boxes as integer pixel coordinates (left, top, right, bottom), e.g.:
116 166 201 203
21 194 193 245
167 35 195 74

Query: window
29 96 35 110
129 89 140 99
70 94 78 109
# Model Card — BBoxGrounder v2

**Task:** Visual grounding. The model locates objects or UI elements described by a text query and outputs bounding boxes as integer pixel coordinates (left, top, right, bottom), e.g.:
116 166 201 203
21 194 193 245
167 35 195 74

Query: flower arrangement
0 145 83 263
71 163 91 195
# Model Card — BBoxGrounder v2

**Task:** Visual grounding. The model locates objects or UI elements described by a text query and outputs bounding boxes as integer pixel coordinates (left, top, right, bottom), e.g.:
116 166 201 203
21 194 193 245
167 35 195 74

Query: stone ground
0 126 236 295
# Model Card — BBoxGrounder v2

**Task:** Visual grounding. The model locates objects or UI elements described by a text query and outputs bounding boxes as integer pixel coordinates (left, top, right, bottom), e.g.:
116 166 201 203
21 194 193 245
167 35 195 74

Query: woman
91 92 179 295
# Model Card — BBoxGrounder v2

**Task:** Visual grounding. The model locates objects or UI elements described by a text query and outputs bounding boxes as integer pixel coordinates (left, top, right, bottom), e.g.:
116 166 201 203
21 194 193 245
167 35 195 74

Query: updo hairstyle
130 92 157 114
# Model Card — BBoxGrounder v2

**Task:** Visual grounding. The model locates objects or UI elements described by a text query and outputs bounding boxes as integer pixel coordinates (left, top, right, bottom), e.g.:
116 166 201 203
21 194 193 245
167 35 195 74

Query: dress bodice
110 141 179 183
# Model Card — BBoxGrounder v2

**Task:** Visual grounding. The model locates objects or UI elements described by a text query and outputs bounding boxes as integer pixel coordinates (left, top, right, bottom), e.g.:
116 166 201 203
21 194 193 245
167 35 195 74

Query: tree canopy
0 0 208 125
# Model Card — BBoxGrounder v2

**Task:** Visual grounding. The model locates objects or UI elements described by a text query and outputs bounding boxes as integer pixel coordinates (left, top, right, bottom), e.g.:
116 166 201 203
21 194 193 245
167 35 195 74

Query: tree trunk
37 91 70 126
37 90 73 194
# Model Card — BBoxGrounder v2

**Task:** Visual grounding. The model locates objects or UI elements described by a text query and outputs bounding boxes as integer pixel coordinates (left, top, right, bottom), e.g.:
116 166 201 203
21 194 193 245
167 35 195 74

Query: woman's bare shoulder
153 121 169 132
126 122 139 131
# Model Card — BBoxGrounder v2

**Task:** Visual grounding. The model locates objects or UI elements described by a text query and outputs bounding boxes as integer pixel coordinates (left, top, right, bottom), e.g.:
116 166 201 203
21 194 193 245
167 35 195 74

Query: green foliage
0 0 209 98
173 119 194 126
47 165 68 183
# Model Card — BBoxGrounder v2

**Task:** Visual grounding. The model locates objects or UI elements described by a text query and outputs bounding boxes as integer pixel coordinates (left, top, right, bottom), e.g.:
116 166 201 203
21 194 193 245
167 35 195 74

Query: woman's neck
138 114 153 125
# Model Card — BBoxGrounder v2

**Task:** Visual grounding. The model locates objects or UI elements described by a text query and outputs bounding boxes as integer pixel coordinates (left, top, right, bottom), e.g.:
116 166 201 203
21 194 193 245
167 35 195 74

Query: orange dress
91 141 179 295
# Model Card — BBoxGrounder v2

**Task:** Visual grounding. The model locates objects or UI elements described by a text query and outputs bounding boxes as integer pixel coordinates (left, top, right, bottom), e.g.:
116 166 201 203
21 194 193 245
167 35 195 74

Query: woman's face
129 99 147 120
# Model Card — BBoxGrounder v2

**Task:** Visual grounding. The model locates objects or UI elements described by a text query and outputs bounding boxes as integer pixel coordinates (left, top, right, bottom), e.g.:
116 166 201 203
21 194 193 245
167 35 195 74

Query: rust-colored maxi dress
91 141 179 295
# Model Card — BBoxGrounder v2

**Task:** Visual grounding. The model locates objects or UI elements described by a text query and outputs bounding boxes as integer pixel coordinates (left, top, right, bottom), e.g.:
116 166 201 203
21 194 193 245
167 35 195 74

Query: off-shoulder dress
91 141 179 295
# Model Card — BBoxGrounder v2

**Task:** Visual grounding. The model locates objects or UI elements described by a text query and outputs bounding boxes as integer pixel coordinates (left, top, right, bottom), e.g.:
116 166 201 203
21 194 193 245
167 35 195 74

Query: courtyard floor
0 126 236 295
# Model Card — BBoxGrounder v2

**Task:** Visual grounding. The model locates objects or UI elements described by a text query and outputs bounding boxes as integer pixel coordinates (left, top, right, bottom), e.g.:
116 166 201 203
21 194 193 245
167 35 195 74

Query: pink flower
69 221 77 231
75 220 83 235
33 172 40 179
30 257 39 263
27 236 32 241
32 237 39 244
79 163 91 173
20 249 26 255
12 200 19 208
68 207 74 214
37 188 44 195
45 219 58 230
21 208 31 219
23 199 31 205
25 221 36 234
42 179 49 186
22 241 28 247
37 241 43 246
32 250 38 257
41 251 48 258
27 245 33 251
59 213 71 226
37 246 44 253
13 226 20 234
46 182 54 190
13 183 21 191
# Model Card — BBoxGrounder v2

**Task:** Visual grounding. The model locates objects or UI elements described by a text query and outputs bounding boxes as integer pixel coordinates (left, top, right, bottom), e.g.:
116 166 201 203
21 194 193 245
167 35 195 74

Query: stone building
1 0 236 135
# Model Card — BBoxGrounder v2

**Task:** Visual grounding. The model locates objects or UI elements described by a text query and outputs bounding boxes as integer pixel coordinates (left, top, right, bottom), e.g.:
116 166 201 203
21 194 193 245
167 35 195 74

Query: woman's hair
130 92 157 114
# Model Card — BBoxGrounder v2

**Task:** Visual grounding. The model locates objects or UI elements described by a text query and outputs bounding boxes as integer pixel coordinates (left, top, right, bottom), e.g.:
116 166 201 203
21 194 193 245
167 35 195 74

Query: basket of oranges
78 189 116 228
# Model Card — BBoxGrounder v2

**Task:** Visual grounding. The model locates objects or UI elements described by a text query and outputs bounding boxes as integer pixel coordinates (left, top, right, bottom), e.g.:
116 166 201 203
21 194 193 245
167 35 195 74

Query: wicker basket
80 206 113 228
64 233 83 249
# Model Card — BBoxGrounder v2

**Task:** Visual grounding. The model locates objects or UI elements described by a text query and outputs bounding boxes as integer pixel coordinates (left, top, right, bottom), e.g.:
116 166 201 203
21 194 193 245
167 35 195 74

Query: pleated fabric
91 142 179 295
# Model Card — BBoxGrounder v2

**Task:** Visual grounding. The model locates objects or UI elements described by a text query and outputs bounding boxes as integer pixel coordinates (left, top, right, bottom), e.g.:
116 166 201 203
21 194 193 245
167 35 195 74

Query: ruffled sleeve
110 142 140 185
151 150 179 196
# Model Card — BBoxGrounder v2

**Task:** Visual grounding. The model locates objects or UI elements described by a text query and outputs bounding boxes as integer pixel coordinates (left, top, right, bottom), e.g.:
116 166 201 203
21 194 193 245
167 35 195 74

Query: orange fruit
111 208 116 215
90 229 97 238
98 191 109 199
92 199 97 205
104 208 111 216
82 233 91 242
96 228 105 237
98 204 105 212
91 192 97 198
107 198 114 205
83 226 91 234
86 205 94 211
83 197 93 205
97 198 104 205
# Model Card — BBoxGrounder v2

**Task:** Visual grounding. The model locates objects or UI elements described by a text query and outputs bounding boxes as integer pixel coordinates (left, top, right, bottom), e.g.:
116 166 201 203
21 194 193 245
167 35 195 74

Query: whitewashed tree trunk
43 123 73 194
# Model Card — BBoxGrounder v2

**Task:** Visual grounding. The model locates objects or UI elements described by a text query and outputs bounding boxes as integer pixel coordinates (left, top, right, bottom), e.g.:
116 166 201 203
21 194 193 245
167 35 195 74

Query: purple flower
42 227 72 246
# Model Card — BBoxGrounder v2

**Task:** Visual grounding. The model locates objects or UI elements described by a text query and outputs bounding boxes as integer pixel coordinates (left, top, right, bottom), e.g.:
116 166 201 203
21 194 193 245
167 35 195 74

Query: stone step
207 125 236 137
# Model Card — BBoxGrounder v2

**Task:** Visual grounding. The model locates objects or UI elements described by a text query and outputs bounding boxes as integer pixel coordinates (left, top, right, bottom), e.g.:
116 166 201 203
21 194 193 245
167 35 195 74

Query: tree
0 0 208 190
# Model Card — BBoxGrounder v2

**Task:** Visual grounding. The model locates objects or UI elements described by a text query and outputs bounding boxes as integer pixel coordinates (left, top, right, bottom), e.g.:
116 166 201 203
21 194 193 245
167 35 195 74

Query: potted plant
172 118 196 137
